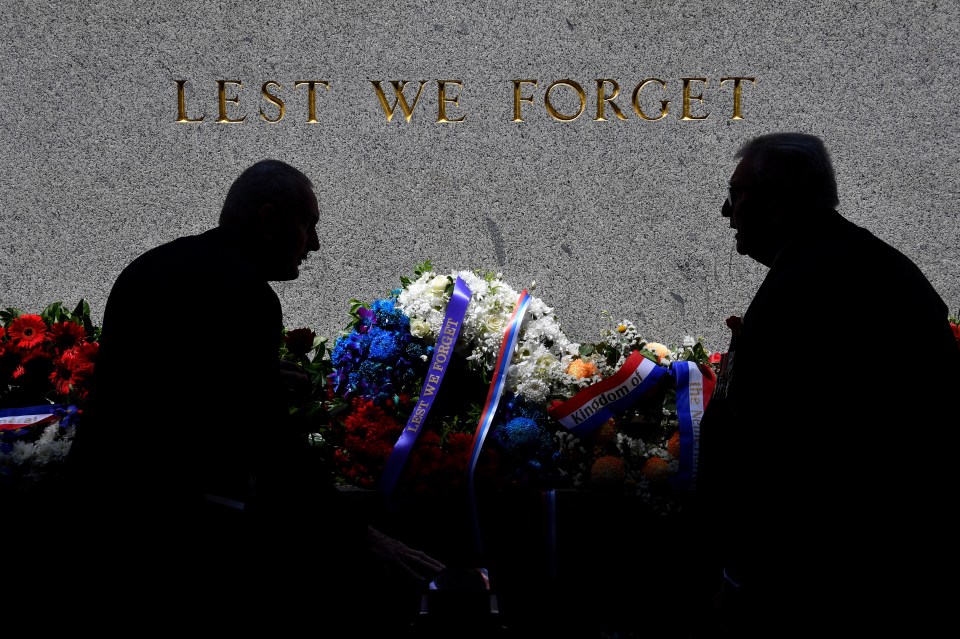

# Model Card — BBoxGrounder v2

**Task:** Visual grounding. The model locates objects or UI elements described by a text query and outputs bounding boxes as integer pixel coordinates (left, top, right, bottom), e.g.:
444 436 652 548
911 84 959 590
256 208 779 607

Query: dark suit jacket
697 210 960 633
57 226 368 619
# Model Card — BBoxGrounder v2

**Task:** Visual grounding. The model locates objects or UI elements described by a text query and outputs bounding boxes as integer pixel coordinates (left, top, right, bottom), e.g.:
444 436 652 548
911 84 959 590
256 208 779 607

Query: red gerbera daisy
53 342 99 397
7 314 48 349
50 321 86 351
68 341 99 373
50 357 75 396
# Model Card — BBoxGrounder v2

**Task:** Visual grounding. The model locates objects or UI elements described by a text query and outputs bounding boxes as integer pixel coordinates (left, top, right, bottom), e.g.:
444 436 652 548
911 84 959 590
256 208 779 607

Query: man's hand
364 525 446 587
278 359 311 403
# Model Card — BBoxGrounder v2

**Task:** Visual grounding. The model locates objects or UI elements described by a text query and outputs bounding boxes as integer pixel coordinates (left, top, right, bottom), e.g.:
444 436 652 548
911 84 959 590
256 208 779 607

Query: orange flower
566 358 599 379
590 455 626 488
644 342 671 362
641 456 670 484
667 431 681 458
7 314 48 349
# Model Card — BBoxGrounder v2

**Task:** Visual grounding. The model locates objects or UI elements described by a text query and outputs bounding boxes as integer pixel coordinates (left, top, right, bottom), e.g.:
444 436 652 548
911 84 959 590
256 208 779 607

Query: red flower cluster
951 322 960 348
330 397 499 495
336 398 403 488
1 313 98 407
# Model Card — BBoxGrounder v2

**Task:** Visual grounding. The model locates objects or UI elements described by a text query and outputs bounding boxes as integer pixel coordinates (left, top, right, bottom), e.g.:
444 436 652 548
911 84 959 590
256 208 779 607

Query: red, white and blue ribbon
380 276 473 499
467 288 531 554
670 360 716 491
0 404 78 432
548 350 669 437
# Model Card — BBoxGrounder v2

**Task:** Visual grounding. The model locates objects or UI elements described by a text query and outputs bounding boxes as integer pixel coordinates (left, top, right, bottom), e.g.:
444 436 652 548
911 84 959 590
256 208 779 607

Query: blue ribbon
380 276 472 499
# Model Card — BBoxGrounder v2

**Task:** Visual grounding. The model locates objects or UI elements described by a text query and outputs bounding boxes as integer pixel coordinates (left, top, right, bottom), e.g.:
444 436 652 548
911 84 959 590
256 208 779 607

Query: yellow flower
617 324 628 333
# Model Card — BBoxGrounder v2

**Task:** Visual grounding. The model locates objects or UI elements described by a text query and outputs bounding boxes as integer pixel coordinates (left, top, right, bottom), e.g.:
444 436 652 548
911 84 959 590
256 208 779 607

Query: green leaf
41 301 66 324
0 307 23 327
578 343 595 357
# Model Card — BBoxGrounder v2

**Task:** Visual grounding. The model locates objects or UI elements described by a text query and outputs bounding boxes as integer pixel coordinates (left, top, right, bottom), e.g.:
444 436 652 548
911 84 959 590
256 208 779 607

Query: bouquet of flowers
314 262 722 514
550 314 718 513
0 300 99 490
323 261 584 497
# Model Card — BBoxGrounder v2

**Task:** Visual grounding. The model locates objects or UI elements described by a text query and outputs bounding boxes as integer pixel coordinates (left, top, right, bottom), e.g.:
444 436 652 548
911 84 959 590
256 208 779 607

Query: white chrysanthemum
455 270 491 299
36 423 59 445
10 441 36 465
514 377 551 404
682 335 696 348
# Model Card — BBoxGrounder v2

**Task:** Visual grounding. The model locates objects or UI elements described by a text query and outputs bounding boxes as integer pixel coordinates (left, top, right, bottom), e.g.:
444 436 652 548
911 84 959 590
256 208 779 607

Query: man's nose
721 198 732 218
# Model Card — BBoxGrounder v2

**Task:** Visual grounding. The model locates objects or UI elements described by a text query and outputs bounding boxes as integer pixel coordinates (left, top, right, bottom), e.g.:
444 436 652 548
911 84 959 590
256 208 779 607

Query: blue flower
495 417 554 460
371 298 410 332
368 327 402 362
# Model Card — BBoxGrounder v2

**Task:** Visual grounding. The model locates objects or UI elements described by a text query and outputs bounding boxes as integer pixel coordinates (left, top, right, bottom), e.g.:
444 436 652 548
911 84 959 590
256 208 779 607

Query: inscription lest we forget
175 77 756 123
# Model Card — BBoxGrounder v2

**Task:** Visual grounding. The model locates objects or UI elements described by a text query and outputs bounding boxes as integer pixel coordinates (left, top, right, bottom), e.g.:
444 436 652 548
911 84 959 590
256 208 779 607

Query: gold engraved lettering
217 80 245 123
632 79 669 121
437 80 465 123
595 79 628 121
720 77 756 120
545 79 586 122
294 80 330 123
512 80 538 122
175 80 204 122
370 80 427 123
260 81 285 123
680 78 708 121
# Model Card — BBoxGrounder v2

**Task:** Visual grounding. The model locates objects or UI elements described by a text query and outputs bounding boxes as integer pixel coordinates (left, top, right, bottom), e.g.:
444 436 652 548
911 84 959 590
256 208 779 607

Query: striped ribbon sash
466 288 531 555
0 404 78 432
548 350 669 437
670 360 716 491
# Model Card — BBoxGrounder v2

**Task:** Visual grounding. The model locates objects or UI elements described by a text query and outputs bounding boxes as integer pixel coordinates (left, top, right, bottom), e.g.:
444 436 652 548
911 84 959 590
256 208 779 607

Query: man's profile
696 133 960 637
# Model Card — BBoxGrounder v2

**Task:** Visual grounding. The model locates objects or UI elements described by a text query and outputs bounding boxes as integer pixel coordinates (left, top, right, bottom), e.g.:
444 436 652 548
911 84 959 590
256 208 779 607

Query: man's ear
253 202 276 237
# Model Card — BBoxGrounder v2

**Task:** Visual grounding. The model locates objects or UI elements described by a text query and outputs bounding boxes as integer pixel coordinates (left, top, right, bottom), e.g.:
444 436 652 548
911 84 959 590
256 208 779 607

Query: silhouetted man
58 160 442 630
696 133 960 637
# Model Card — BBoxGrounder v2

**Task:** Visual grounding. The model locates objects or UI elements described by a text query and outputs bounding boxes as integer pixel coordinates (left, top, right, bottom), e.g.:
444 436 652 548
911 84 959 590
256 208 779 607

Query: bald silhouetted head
220 159 320 281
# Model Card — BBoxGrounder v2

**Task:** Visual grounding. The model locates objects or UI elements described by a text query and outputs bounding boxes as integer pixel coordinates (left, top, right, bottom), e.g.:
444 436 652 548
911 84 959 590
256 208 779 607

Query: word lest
175 77 756 123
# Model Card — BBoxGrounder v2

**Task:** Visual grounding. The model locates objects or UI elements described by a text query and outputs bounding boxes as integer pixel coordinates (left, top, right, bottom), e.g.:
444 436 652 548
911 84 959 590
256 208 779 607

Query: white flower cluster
396 269 580 403
0 422 74 484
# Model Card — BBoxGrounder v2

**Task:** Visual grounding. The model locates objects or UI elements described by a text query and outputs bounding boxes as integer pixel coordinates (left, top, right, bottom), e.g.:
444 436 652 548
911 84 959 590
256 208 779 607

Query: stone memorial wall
2 1 957 349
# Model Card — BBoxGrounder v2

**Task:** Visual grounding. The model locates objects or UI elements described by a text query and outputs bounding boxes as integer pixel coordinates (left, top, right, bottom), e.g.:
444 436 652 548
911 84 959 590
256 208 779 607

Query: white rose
410 318 432 338
428 275 449 295
483 313 507 334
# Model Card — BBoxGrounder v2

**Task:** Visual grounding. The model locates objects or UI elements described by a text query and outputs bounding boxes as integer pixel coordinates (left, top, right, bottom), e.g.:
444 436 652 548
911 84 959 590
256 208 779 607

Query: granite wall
2 1 957 350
